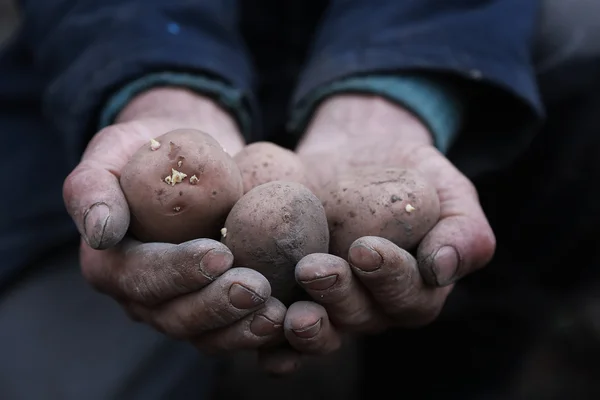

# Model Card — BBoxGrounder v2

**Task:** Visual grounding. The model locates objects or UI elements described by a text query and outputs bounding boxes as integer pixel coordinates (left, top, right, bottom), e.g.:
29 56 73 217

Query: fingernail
300 275 338 291
251 314 281 337
83 203 110 248
432 246 459 286
199 250 233 280
292 318 322 339
229 283 265 309
348 245 382 272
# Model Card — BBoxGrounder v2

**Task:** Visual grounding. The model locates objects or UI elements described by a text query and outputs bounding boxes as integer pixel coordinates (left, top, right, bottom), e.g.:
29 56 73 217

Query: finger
284 301 342 355
193 297 286 354
63 125 152 249
131 267 270 339
348 236 451 327
80 238 234 306
295 253 385 332
117 299 144 322
258 347 303 376
63 167 129 249
63 128 130 248
405 145 496 286
418 213 496 287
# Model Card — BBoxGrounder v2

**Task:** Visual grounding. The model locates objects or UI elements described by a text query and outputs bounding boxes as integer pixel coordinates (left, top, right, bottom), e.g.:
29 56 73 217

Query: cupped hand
62 88 286 353
269 94 496 363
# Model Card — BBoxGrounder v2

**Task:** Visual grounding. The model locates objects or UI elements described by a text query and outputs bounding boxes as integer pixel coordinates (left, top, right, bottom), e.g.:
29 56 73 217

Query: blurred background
0 0 18 44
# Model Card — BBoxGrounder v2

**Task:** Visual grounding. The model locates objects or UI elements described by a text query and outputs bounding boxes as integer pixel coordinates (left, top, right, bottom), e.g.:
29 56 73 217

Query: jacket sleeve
18 0 254 162
291 0 544 178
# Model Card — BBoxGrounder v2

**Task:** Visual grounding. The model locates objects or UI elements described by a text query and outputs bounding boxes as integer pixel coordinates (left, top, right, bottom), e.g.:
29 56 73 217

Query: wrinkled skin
63 89 495 375
262 95 496 373
63 89 286 357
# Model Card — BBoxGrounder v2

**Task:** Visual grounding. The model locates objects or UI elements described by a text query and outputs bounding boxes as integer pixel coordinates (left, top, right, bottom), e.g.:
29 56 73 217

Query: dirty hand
275 95 496 363
63 88 285 354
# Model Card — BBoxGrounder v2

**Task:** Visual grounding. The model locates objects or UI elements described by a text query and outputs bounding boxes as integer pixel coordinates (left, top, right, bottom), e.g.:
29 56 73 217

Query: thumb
408 145 496 287
63 124 150 249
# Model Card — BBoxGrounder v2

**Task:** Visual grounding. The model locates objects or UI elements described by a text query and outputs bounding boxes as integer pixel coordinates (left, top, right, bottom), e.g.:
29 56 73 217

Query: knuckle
459 176 480 200
206 301 243 327
154 310 189 339
400 143 435 166
118 272 163 305
477 230 497 266
468 218 497 270
381 283 440 326
378 276 417 308
163 295 235 339
192 296 231 329
62 171 76 202
332 305 373 332
95 123 130 140
480 226 497 255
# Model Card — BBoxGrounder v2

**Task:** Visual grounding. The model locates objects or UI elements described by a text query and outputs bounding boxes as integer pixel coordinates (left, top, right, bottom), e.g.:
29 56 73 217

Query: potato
222 181 329 304
234 141 317 194
120 129 243 243
322 168 440 258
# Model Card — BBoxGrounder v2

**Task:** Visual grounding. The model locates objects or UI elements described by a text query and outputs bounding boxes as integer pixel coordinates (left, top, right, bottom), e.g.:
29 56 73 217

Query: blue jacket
0 0 542 287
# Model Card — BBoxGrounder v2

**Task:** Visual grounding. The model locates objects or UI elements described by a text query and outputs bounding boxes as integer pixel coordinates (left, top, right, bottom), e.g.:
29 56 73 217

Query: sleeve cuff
98 71 252 139
289 75 464 154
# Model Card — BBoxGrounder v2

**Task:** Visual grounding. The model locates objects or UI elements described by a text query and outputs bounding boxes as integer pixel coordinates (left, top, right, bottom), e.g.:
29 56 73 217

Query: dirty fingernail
292 318 322 339
432 246 459 286
348 245 382 272
199 250 233 279
300 275 338 291
229 283 265 309
251 314 281 337
83 203 110 249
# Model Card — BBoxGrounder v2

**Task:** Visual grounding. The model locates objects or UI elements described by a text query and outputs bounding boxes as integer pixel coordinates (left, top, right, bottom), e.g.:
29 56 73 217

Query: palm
81 119 189 176
299 136 494 287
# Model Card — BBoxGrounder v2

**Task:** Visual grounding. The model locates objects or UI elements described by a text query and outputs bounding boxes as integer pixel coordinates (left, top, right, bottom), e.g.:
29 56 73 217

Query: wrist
295 95 436 192
297 94 433 157
116 87 245 154
291 74 464 154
